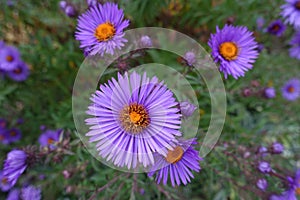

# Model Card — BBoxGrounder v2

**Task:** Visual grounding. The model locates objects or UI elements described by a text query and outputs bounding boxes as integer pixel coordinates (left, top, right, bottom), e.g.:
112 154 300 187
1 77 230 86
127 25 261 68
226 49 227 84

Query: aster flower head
139 35 152 48
0 128 10 145
264 87 276 99
21 185 41 200
0 46 21 71
208 25 259 79
65 5 76 17
271 142 284 154
258 146 268 157
38 129 62 149
266 20 286 37
281 0 300 28
281 78 300 101
7 188 20 200
148 139 202 187
75 2 130 56
59 1 67 10
179 101 197 117
85 71 182 169
6 128 22 143
3 150 27 187
257 178 268 191
0 171 12 192
289 31 300 60
7 61 30 82
258 161 271 174
183 51 196 66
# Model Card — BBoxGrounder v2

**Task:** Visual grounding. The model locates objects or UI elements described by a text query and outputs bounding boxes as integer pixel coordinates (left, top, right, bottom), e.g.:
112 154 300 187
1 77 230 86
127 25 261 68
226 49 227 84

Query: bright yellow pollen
288 86 295 93
296 187 300 195
166 146 184 164
129 112 142 123
6 55 13 62
219 42 238 61
94 22 116 41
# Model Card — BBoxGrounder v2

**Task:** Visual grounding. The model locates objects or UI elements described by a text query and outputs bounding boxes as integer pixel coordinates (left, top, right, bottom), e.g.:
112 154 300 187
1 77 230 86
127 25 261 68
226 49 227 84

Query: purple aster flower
289 31 300 60
139 35 152 48
21 185 41 200
281 78 300 101
59 1 67 10
256 178 268 191
0 129 10 145
0 41 5 48
38 129 62 149
208 25 259 79
179 101 197 117
7 61 30 82
7 188 20 200
256 17 265 30
258 146 268 157
6 128 22 143
264 87 276 99
0 46 21 71
75 2 130 56
86 71 182 169
64 5 76 17
271 142 284 154
148 139 202 187
0 118 7 129
87 0 98 7
266 20 286 37
0 171 12 192
281 0 300 28
258 161 271 174
3 150 27 187
183 51 196 66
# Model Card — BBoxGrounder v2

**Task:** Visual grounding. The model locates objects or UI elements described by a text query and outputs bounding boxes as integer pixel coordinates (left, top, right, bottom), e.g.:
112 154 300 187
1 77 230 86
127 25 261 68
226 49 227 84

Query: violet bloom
258 161 271 174
281 78 300 101
7 188 20 200
87 0 98 7
0 129 10 145
6 128 22 143
148 139 202 187
38 129 62 149
256 178 268 191
21 185 41 200
65 5 76 17
289 31 300 60
258 146 268 157
180 101 197 117
256 17 265 30
208 25 258 79
59 0 67 10
0 46 20 71
139 35 152 48
86 71 182 169
271 142 284 154
75 2 130 56
264 87 276 99
0 171 12 192
3 150 27 187
7 61 30 82
183 51 196 66
266 20 286 37
281 0 300 28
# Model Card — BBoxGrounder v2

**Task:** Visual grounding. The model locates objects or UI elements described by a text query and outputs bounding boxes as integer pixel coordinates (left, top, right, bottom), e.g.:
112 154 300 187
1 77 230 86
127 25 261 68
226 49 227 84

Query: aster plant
281 78 300 101
281 0 300 28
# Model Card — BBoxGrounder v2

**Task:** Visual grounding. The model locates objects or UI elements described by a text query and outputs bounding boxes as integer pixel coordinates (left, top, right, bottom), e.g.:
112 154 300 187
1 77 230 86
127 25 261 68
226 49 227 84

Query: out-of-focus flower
59 1 67 10
0 118 7 129
289 31 300 60
256 17 265 30
179 101 197 117
258 146 268 157
85 71 182 169
148 139 202 187
3 150 27 187
266 20 286 37
65 5 76 17
281 78 300 101
87 0 98 7
281 0 300 28
258 161 271 174
264 87 276 99
7 188 20 200
38 129 62 149
243 88 252 97
257 44 264 53
75 2 130 56
183 51 196 66
271 142 284 154
0 46 21 71
6 128 22 143
0 171 12 192
256 178 268 191
139 35 152 48
0 129 10 145
21 185 41 200
208 25 258 79
7 61 30 82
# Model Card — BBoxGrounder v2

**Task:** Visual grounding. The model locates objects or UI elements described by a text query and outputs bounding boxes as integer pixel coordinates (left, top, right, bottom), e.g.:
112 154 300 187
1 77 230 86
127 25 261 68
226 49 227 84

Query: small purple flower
208 25 259 79
281 0 300 28
0 129 10 145
0 46 21 71
3 150 27 187
75 2 130 56
6 128 22 143
7 188 20 200
7 61 29 82
64 5 76 17
256 178 268 191
139 188 145 195
266 20 286 37
258 161 271 174
264 87 276 99
179 101 197 117
258 146 268 157
139 35 152 48
38 129 62 149
148 139 202 187
59 1 67 10
21 185 41 200
289 31 300 60
257 44 264 53
281 78 300 101
256 17 265 30
271 142 284 154
0 118 7 129
0 171 12 192
183 51 196 66
87 0 98 7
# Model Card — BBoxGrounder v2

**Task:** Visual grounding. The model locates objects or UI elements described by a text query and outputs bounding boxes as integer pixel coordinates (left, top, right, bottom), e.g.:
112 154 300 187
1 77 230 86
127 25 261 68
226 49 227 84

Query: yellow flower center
288 86 295 93
6 55 13 62
296 187 300 195
94 22 116 42
219 42 238 61
166 146 184 164
295 1 300 10
120 103 150 134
